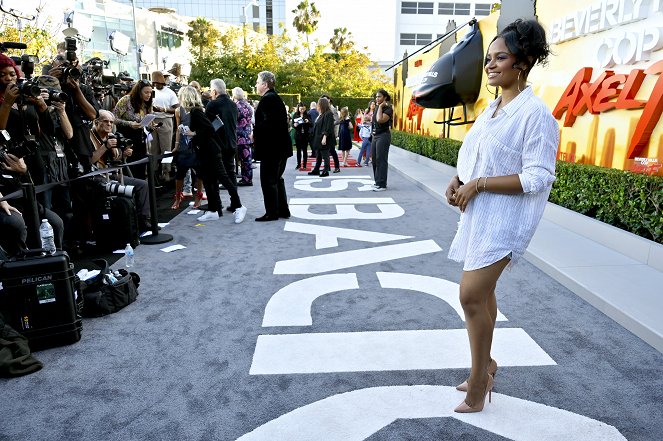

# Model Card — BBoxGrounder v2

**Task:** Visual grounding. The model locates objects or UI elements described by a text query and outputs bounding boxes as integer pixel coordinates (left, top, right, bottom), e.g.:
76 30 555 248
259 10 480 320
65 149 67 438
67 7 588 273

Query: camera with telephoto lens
44 88 68 104
0 130 37 163
60 61 81 84
93 175 135 198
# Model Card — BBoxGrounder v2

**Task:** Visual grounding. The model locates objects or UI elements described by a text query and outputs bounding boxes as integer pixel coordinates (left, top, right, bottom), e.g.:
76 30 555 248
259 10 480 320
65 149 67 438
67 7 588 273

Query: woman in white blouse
445 19 558 413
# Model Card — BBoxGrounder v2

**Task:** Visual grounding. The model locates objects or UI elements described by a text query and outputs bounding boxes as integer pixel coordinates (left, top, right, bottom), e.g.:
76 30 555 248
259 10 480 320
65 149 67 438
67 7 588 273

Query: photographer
0 54 65 255
0 155 64 257
90 110 152 231
30 76 74 218
48 53 100 171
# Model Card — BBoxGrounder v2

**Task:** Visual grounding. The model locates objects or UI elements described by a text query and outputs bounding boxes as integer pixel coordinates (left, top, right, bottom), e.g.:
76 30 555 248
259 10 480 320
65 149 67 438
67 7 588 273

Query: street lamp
242 0 259 47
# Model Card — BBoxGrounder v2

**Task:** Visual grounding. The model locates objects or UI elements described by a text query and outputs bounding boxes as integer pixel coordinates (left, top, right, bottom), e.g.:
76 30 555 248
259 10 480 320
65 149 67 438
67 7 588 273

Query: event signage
553 60 663 159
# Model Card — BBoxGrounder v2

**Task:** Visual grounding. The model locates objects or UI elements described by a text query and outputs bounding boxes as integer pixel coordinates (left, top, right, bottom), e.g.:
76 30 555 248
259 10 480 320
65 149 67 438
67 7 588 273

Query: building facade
395 1 494 61
132 0 286 35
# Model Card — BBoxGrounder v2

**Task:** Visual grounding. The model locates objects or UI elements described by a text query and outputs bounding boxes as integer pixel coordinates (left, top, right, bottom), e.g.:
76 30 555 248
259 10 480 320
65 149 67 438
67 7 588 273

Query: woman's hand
321 135 327 146
453 178 480 213
0 199 20 216
184 129 196 137
1 153 27 174
2 84 20 106
445 176 462 206
129 121 141 130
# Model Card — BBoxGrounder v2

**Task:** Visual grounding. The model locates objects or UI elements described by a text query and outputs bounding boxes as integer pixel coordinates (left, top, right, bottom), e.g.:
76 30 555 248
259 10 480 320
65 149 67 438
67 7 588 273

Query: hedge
390 130 663 244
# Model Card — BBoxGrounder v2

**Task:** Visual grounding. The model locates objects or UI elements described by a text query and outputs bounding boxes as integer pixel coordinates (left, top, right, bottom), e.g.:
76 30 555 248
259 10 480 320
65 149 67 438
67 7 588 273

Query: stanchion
140 153 173 245
22 183 41 249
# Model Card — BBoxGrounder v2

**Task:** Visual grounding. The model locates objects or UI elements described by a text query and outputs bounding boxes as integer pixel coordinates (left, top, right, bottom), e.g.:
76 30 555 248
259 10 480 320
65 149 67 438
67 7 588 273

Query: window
438 2 471 15
416 34 432 44
475 3 492 15
438 2 454 14
418 2 434 14
400 33 433 45
456 3 471 14
400 33 416 45
402 1 433 14
402 2 418 14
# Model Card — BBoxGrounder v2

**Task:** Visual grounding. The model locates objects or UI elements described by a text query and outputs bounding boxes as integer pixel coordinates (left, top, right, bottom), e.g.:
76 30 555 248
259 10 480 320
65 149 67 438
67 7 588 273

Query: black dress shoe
307 170 320 175
255 214 279 222
279 211 291 219
237 181 253 186
319 171 329 177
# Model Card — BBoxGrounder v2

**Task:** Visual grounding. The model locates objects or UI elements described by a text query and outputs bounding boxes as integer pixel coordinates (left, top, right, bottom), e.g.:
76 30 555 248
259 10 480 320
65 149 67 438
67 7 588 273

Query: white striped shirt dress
448 87 559 271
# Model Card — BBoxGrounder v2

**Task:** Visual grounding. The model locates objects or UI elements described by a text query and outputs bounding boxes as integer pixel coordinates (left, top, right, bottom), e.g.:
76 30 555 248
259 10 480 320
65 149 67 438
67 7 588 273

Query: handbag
80 259 140 317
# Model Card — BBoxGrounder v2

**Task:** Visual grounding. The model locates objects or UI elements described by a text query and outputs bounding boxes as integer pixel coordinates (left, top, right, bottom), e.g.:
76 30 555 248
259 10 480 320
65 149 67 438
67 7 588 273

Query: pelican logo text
22 275 53 284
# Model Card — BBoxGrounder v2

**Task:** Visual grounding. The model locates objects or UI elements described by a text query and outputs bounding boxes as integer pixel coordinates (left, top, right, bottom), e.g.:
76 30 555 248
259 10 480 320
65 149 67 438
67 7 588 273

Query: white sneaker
197 211 220 222
372 186 386 192
371 184 380 188
234 205 247 224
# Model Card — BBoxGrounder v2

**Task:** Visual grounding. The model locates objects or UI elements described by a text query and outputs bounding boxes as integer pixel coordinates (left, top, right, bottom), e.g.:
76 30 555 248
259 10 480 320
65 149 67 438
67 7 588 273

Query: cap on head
37 75 61 91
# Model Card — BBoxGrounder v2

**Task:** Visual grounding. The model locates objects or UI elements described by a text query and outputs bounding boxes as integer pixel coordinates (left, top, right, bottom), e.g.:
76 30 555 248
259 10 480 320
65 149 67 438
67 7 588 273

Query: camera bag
93 195 140 251
80 259 139 318
0 250 82 350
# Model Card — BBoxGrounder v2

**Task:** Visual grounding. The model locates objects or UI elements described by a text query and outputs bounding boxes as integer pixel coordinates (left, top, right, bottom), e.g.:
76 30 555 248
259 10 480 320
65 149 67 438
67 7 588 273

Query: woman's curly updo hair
495 18 551 73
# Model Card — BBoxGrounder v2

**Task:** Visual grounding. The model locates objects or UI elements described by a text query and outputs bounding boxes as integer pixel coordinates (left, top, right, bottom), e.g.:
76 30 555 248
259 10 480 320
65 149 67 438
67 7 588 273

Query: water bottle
39 219 56 255
124 243 134 268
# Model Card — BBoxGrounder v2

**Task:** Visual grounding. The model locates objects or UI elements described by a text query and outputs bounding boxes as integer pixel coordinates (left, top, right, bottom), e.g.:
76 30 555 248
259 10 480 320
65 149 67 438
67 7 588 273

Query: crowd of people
0 44 394 257
1 17 561 418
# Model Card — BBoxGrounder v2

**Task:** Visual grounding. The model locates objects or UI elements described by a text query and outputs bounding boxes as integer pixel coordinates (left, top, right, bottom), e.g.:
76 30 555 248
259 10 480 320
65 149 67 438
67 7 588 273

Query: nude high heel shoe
456 358 497 392
454 374 494 413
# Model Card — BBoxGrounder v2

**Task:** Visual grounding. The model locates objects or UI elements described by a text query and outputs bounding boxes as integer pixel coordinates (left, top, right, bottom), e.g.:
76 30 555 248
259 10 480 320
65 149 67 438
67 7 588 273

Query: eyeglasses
98 120 113 123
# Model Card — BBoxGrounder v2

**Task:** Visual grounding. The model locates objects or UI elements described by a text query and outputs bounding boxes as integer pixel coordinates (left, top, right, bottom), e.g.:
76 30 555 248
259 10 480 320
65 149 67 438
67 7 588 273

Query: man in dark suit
252 71 293 222
205 78 246 220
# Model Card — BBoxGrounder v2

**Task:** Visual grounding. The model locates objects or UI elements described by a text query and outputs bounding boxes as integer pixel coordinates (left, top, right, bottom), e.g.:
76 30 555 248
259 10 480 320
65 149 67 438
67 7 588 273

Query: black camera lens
17 79 41 97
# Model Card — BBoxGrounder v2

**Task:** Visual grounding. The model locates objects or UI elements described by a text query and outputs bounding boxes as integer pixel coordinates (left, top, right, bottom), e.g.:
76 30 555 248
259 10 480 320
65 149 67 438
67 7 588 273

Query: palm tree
187 17 221 59
291 0 320 57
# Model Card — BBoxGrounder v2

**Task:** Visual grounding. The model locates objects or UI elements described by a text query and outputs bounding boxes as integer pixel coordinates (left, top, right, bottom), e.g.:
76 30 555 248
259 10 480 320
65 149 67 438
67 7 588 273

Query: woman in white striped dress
445 19 559 413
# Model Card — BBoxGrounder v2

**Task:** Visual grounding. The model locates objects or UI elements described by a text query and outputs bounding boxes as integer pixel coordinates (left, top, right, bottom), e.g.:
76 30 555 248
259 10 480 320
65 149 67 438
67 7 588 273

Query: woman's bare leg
459 257 509 406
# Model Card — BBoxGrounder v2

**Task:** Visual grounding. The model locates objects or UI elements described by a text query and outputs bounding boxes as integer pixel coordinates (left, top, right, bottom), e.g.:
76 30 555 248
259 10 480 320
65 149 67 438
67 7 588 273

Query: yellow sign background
393 3 663 176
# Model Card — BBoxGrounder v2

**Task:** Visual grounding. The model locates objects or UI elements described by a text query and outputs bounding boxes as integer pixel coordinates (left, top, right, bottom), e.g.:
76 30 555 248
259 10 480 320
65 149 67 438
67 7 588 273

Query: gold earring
517 70 523 93
485 83 498 96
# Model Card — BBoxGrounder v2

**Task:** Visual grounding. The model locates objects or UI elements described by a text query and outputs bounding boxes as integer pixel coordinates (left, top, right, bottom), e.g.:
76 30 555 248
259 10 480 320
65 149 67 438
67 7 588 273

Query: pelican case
0 250 82 350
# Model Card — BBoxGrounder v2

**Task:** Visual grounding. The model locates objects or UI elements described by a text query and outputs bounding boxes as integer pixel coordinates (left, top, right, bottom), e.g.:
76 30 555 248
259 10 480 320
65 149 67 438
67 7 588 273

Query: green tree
187 17 221 59
291 0 320 57
329 27 353 55
0 12 60 73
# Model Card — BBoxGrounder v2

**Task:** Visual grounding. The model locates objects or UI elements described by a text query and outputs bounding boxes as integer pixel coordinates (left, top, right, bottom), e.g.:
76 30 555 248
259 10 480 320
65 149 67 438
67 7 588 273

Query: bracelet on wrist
475 178 481 194
483 177 488 192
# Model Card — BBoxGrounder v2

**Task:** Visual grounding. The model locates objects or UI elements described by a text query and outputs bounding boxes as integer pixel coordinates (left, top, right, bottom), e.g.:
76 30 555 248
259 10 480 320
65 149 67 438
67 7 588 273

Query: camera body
65 37 77 63
60 62 81 84
0 130 37 163
16 78 41 98
44 88 68 104
108 132 133 152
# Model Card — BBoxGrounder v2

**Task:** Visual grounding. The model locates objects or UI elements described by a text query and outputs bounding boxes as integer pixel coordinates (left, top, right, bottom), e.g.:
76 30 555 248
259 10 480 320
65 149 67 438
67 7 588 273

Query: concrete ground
1 149 661 441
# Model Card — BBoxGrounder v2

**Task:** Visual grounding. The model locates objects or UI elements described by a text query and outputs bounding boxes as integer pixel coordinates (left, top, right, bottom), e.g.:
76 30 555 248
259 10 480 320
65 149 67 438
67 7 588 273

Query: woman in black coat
179 86 245 222
307 97 336 177
292 102 312 170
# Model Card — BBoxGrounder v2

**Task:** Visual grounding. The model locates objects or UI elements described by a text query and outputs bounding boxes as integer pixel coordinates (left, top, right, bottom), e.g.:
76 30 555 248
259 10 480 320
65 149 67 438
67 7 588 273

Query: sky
284 0 396 63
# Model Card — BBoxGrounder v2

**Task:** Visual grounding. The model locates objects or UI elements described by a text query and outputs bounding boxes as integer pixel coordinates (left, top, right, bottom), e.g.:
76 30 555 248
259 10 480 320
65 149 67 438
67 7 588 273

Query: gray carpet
1 154 662 441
